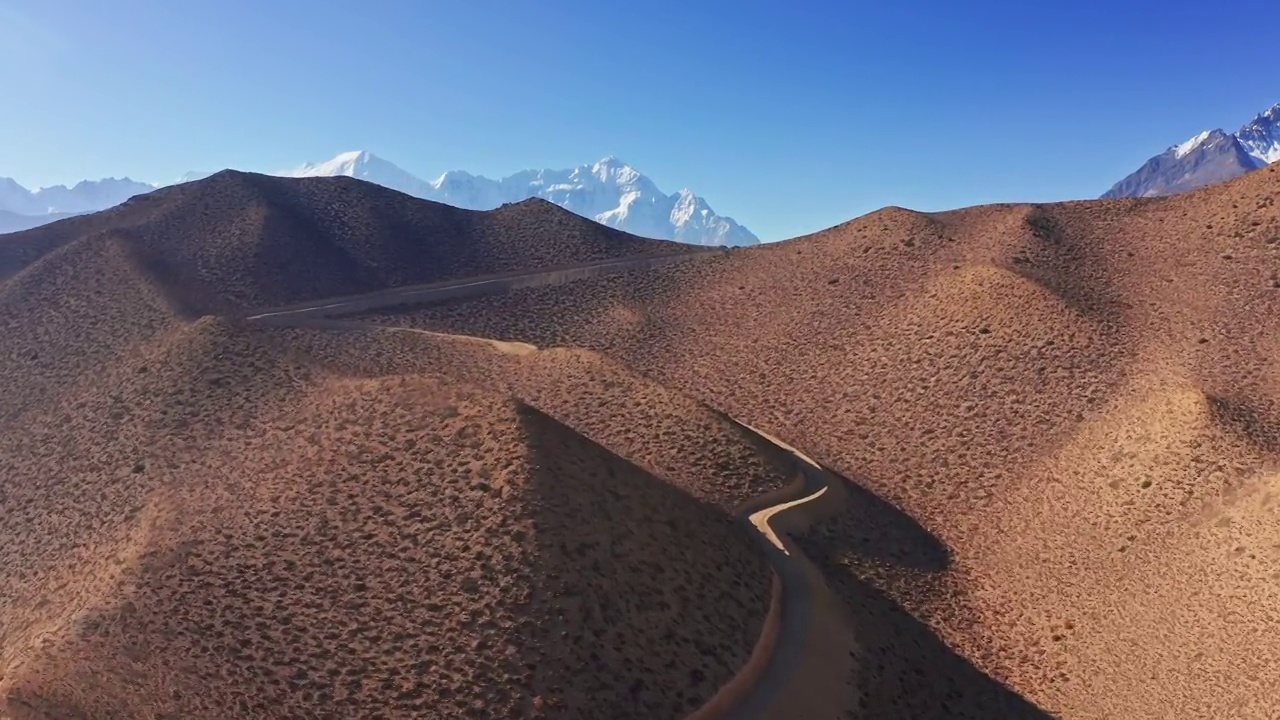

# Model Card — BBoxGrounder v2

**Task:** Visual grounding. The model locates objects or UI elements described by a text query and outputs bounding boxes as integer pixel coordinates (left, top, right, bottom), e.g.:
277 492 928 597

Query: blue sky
2 0 1278 240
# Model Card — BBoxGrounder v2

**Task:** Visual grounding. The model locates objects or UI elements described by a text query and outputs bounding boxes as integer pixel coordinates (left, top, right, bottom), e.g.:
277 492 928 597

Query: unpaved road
245 264 854 719
242 250 716 323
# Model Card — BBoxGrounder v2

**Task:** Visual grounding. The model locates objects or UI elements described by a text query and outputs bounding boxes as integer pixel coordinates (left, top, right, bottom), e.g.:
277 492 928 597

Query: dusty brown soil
6 165 1280 718
365 166 1280 718
0 318 777 720
0 175 774 719
0 170 694 313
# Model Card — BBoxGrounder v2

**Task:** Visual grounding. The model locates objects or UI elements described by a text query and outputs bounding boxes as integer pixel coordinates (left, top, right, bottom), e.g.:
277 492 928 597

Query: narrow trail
244 269 856 720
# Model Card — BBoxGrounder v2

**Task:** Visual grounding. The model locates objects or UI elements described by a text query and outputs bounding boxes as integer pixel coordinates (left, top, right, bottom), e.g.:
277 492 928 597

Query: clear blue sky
2 0 1278 241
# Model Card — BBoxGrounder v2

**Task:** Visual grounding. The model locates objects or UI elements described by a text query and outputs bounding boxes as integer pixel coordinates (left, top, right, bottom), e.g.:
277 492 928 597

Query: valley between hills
2 165 1280 719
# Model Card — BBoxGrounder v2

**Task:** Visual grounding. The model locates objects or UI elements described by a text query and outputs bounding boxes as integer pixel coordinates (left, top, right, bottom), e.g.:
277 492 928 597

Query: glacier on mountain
1173 130 1213 159
1236 103 1280 165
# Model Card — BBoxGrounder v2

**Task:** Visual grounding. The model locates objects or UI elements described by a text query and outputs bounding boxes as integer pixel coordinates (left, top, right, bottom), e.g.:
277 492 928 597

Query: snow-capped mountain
0 178 43 217
282 151 438 199
4 153 758 246
0 177 156 228
33 178 159 214
281 152 759 246
1236 103 1280 165
1103 102 1280 199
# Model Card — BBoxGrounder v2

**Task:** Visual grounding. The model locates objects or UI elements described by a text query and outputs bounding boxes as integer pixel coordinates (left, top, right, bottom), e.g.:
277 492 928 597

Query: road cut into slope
242 250 717 323
245 266 859 719
687 419 856 720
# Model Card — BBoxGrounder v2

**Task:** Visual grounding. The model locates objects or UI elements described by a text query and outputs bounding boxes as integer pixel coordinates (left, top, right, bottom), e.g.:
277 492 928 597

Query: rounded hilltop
3 163 1280 718
370 165 1280 718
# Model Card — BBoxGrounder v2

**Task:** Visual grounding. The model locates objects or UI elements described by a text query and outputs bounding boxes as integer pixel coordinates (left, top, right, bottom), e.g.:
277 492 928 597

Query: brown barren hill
1 327 772 718
0 168 694 435
0 170 696 314
0 174 776 719
363 166 1280 718
9 158 1280 718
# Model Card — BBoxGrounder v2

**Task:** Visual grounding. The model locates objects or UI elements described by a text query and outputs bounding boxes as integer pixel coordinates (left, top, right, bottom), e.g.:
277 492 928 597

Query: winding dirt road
687 420 855 720
244 260 855 719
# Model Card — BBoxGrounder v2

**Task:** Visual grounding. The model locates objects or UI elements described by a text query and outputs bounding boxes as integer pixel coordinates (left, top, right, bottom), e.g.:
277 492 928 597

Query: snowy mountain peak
590 155 631 172
177 171 215 185
0 177 41 217
288 150 377 177
432 169 478 184
400 155 755 245
0 176 156 218
1238 103 1280 165
1252 102 1280 123
283 151 435 198
6 152 757 246
1173 130 1214 158
1104 100 1280 199
277 149 747 242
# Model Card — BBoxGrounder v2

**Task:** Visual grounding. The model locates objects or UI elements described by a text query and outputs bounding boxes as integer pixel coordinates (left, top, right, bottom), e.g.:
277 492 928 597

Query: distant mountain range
280 152 758 246
1 155 758 246
1103 102 1280 199
0 177 157 233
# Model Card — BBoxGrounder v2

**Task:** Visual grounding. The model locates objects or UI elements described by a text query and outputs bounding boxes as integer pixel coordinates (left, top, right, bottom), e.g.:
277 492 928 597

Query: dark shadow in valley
821 467 951 573
1002 205 1128 324
797 529 1055 720
793 464 1053 719
516 402 773 719
1206 392 1280 455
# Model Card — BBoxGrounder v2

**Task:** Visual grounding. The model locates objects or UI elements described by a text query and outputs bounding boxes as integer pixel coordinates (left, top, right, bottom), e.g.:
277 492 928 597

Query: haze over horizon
2 0 1279 240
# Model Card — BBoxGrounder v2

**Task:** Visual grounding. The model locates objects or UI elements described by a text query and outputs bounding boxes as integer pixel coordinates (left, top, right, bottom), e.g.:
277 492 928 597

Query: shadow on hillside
798 530 1054 720
718 412 951 573
1000 206 1126 323
823 467 951 573
515 402 771 719
1206 391 1280 454
791 463 1052 719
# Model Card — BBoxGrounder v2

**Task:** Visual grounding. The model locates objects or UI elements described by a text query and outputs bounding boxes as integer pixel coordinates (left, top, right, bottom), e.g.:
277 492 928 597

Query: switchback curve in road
244 266 856 720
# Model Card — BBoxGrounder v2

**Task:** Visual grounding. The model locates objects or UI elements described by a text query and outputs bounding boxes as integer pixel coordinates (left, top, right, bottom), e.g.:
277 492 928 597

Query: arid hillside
367 165 1280 718
0 170 692 426
0 313 781 720
0 170 694 315
5 165 1279 719
0 174 778 720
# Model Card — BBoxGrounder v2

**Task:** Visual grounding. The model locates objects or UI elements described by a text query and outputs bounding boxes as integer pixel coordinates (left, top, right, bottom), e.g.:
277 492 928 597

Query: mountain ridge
281 152 759 246
1102 102 1280 199
3 155 757 246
